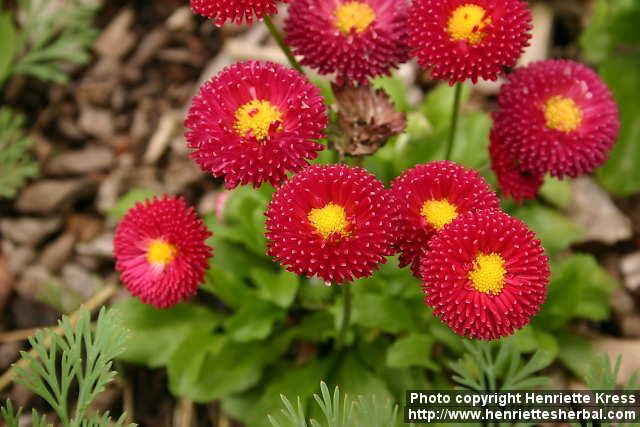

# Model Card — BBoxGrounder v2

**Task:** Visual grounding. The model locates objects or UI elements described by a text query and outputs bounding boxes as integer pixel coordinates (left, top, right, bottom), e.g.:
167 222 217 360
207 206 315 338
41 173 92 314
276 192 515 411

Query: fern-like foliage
1 307 135 427
268 382 401 427
1 399 21 427
450 340 550 392
580 353 640 427
0 107 38 198
7 0 99 84
586 353 639 391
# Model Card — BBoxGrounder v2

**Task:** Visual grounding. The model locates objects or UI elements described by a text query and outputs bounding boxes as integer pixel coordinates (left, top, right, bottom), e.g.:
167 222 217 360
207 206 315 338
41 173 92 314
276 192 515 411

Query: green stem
335 283 352 350
263 15 304 74
444 83 463 161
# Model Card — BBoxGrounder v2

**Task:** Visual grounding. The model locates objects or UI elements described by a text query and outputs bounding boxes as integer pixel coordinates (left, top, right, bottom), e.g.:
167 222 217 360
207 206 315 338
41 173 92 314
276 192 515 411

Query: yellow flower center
468 253 507 296
447 4 492 45
334 1 376 35
308 202 351 240
420 199 459 230
147 240 178 267
234 99 283 141
543 96 583 133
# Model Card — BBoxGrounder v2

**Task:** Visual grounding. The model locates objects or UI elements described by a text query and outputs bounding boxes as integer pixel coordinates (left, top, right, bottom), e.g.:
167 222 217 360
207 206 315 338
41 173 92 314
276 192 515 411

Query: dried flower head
114 195 213 308
329 83 406 157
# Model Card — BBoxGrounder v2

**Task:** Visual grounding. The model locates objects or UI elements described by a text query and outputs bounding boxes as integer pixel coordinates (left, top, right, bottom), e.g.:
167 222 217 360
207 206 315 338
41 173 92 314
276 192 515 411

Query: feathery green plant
586 352 639 391
451 340 550 391
0 0 99 197
268 381 401 427
0 107 38 198
1 307 135 427
0 0 99 85
580 353 640 427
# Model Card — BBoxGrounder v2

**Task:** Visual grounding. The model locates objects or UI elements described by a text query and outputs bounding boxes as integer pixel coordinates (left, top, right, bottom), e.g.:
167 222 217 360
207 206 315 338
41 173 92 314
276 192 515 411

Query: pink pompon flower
265 164 396 284
492 59 620 178
185 61 328 189
408 0 532 84
190 0 289 26
422 209 549 340
285 0 410 85
114 195 213 308
390 161 500 277
489 130 544 203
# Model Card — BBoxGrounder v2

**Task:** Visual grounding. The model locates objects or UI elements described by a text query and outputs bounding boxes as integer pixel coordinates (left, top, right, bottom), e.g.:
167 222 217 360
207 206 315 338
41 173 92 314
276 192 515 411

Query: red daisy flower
492 59 620 178
489 129 544 203
190 0 288 26
114 195 213 309
265 164 395 284
422 209 549 340
285 0 410 85
390 161 500 277
408 0 532 84
185 61 327 189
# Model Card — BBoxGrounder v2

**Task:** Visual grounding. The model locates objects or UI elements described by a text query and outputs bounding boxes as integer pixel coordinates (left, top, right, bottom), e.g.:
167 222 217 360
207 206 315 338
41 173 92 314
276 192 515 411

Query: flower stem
444 83 463 161
336 283 352 350
263 15 304 75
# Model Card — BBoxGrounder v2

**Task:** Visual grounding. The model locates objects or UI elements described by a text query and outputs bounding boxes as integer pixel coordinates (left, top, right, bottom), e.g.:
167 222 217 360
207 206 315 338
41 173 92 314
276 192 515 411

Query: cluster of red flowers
113 162 549 340
111 0 620 341
191 0 533 85
390 162 548 339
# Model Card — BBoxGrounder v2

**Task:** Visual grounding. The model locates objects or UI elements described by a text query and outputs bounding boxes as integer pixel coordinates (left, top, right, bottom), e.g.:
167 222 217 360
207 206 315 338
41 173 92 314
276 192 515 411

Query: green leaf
167 335 279 402
298 278 334 310
10 0 99 84
421 84 472 130
389 112 440 174
116 298 222 367
202 266 251 310
386 333 439 370
0 11 17 85
351 294 416 334
205 237 272 281
539 177 572 209
511 204 584 256
449 111 491 169
1 400 22 427
330 353 393 405
394 85 490 172
0 108 38 198
249 358 335 427
556 332 596 381
353 394 400 427
506 326 559 364
596 54 640 196
290 310 335 343
251 268 299 308
580 0 640 63
533 254 618 330
107 188 158 220
225 300 285 342
209 189 268 255
13 308 130 426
